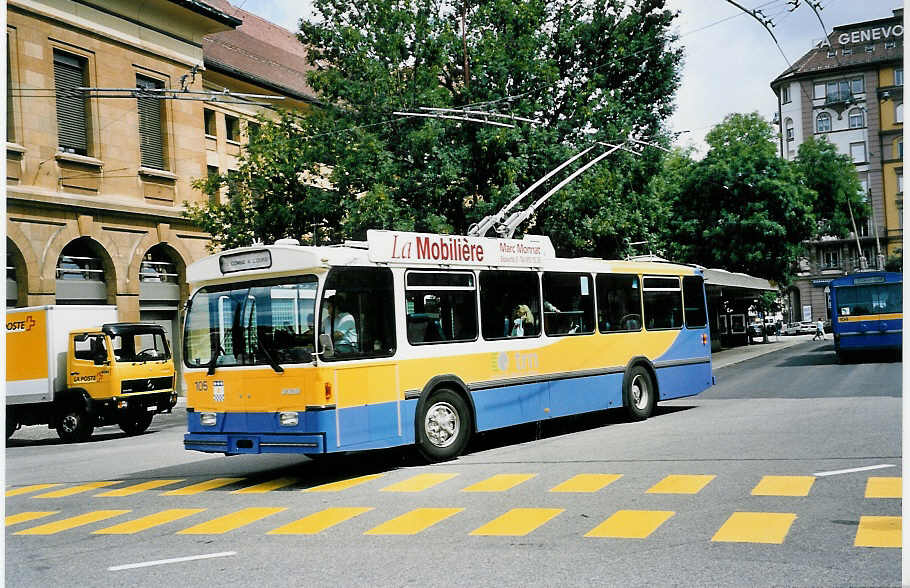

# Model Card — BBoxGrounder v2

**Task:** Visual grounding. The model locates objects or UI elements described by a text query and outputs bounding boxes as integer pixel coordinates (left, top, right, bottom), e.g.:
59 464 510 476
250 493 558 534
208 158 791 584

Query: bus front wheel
624 366 655 421
417 389 472 462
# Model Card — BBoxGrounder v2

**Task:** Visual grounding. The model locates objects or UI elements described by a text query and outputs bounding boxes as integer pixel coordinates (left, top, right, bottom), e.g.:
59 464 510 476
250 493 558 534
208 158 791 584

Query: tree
793 136 867 239
662 113 815 284
187 0 683 256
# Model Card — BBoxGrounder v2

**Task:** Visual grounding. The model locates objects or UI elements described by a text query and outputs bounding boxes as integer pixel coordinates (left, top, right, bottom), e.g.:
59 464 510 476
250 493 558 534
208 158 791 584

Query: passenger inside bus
509 304 535 337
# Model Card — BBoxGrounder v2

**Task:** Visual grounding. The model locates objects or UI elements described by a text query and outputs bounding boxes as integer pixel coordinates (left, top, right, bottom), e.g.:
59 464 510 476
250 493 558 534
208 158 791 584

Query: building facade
5 0 317 370
770 8 902 323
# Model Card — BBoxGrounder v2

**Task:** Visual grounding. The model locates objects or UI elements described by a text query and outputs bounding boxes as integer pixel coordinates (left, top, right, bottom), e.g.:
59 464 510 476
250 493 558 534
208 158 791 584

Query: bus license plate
146 405 157 412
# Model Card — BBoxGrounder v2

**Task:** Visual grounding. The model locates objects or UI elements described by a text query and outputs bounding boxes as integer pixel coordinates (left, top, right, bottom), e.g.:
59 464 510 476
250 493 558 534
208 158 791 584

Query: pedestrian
813 317 826 340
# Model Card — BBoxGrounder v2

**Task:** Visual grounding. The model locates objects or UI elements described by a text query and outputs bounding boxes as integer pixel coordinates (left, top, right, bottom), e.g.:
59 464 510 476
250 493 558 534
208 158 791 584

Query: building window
865 44 875 53
814 83 825 100
207 165 220 205
826 80 851 103
850 142 866 163
246 120 260 141
896 68 903 86
885 40 896 49
816 112 831 133
203 108 216 137
896 103 903 124
826 50 836 58
848 108 864 129
898 139 903 160
225 115 240 143
53 50 89 155
820 249 840 270
851 77 864 94
785 118 794 141
842 46 853 56
898 170 903 194
7 34 15 143
781 84 791 104
136 75 167 170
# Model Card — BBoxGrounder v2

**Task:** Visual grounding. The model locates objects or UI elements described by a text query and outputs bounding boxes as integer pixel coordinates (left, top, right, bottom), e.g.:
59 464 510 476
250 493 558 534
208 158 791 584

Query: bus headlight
200 413 217 426
279 412 299 427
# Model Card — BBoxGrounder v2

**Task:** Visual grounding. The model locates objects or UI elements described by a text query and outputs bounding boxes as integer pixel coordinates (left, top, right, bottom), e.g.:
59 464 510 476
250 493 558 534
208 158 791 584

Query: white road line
813 464 896 477
108 551 237 571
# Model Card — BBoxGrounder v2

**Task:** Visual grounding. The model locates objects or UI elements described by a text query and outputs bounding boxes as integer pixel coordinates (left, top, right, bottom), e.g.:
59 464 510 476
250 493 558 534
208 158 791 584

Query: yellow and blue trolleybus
830 271 902 363
182 230 713 461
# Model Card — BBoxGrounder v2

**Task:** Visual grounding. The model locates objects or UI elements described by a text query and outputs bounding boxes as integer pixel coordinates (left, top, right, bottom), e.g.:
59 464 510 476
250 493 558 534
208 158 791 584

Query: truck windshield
184 274 318 369
109 330 170 362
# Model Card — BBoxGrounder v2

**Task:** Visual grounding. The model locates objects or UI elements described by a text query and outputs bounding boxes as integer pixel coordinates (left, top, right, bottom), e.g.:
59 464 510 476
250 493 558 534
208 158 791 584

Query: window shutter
53 51 88 154
136 75 165 170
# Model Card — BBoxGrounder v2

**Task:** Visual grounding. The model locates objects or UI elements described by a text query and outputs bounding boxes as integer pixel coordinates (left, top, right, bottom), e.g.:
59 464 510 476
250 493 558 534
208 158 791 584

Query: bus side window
405 271 477 345
542 272 595 336
596 274 642 332
682 276 707 328
479 270 541 339
642 276 683 330
319 267 396 359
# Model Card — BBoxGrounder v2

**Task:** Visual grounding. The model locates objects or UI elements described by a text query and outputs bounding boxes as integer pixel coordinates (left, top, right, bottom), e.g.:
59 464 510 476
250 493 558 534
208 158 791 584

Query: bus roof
187 230 699 286
829 271 902 287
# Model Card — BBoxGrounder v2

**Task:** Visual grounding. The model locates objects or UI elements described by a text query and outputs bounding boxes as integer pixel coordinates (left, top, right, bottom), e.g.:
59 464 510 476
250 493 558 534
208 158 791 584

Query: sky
230 0 897 154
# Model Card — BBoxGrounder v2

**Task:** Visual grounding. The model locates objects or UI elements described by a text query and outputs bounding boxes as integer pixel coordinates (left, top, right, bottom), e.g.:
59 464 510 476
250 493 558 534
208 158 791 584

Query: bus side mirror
318 334 334 358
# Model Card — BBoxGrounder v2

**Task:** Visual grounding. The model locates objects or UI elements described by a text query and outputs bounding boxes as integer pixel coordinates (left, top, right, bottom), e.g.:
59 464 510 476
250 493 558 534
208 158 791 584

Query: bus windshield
184 275 318 369
835 283 902 317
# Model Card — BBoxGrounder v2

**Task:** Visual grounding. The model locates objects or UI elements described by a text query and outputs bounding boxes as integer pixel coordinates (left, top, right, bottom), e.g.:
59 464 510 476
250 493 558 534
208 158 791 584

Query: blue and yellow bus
829 271 902 362
182 230 713 461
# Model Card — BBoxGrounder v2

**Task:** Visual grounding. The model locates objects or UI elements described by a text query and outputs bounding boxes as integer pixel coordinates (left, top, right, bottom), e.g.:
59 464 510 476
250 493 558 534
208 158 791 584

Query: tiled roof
772 11 903 86
201 0 318 103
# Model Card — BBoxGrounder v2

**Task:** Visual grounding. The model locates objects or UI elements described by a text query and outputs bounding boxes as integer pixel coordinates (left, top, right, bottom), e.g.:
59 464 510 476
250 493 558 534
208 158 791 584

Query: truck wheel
56 408 93 442
119 412 154 435
624 365 655 421
416 388 472 462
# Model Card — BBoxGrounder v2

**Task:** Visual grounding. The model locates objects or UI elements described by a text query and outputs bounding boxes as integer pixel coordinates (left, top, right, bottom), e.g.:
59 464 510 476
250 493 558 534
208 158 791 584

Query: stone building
770 8 902 323
5 0 317 369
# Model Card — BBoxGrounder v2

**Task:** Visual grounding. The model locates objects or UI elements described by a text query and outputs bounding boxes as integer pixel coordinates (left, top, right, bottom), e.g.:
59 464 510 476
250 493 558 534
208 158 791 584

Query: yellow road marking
751 476 815 497
93 509 205 534
470 508 564 536
6 484 61 497
161 478 245 496
96 480 184 497
462 474 536 492
303 474 384 493
585 510 675 538
268 507 373 535
15 510 130 535
854 516 901 548
365 508 463 535
550 474 622 493
646 474 715 494
381 473 458 492
232 477 298 494
711 512 796 544
177 507 286 534
33 481 122 498
6 512 59 527
865 477 902 499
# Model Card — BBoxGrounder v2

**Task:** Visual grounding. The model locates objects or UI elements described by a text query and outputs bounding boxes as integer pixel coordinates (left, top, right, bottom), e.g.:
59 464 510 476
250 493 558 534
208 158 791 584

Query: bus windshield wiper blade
258 341 285 374
207 344 225 376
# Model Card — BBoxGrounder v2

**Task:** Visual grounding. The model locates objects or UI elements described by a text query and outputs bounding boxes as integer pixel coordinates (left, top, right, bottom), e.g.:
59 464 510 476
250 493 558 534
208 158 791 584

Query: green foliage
661 113 815 284
885 252 902 272
793 137 867 238
187 0 683 256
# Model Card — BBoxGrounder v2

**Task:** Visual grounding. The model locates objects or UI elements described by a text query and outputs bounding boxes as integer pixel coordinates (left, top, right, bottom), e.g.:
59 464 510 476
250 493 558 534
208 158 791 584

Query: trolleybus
182 230 713 461
829 271 902 362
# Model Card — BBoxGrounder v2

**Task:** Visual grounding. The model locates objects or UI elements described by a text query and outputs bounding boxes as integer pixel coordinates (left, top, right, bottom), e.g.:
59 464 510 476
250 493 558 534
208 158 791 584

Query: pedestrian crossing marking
865 477 901 499
751 476 815 497
461 474 536 493
96 480 184 497
6 484 61 497
381 473 458 493
646 474 715 495
303 474 384 493
364 508 464 535
711 512 796 544
550 474 622 493
469 508 564 536
268 507 373 535
232 477 298 494
33 481 122 499
585 510 675 539
92 509 206 534
6 512 59 527
15 510 130 535
854 516 901 548
161 478 245 496
177 507 286 534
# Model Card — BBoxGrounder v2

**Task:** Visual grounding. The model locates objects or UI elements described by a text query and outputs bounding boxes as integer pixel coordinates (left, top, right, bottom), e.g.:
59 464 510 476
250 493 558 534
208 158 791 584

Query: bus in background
181 230 713 462
829 271 902 363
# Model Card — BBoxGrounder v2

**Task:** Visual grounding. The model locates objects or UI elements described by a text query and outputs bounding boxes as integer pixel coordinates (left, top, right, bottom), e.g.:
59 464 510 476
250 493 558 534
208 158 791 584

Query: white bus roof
187 230 698 287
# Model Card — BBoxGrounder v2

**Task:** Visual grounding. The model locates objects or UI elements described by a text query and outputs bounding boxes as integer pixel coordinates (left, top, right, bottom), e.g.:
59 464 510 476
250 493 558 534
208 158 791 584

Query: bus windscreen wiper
257 341 285 374
207 343 225 376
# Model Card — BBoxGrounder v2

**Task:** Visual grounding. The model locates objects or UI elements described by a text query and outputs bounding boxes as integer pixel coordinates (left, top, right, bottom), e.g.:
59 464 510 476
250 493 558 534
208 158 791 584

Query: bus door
329 363 401 449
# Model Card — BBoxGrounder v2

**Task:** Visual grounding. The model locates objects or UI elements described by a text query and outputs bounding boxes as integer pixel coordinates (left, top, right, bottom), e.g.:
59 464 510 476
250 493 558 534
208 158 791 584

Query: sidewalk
712 334 819 369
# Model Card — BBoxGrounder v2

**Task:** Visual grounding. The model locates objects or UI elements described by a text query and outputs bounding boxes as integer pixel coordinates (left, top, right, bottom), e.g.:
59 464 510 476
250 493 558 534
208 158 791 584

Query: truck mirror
93 352 108 366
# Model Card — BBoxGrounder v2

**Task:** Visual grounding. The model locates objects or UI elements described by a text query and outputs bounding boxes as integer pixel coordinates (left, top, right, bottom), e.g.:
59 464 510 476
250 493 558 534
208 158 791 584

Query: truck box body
6 305 118 405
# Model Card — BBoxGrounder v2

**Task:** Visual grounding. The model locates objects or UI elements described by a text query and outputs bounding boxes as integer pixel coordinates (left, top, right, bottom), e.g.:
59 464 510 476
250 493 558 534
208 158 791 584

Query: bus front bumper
184 432 325 455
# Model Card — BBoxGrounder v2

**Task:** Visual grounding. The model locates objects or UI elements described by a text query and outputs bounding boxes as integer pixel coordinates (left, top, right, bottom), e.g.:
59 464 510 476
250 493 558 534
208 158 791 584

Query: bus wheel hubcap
631 376 648 410
425 401 459 448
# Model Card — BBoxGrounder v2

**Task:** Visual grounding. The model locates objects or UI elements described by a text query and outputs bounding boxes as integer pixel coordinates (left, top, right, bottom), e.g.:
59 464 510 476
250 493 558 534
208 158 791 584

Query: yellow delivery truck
6 305 177 442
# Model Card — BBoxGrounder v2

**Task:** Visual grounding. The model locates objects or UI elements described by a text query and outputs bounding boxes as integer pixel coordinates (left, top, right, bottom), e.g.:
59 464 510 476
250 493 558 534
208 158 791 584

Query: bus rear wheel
624 366 655 421
417 389 472 462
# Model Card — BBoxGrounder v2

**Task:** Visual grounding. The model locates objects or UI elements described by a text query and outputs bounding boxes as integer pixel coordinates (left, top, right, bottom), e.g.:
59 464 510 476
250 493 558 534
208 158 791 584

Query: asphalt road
5 340 901 587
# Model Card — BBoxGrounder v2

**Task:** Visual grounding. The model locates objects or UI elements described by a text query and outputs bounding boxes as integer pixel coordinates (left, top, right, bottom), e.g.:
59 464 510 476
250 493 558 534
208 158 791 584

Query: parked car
782 322 801 336
748 322 765 338
798 321 816 335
